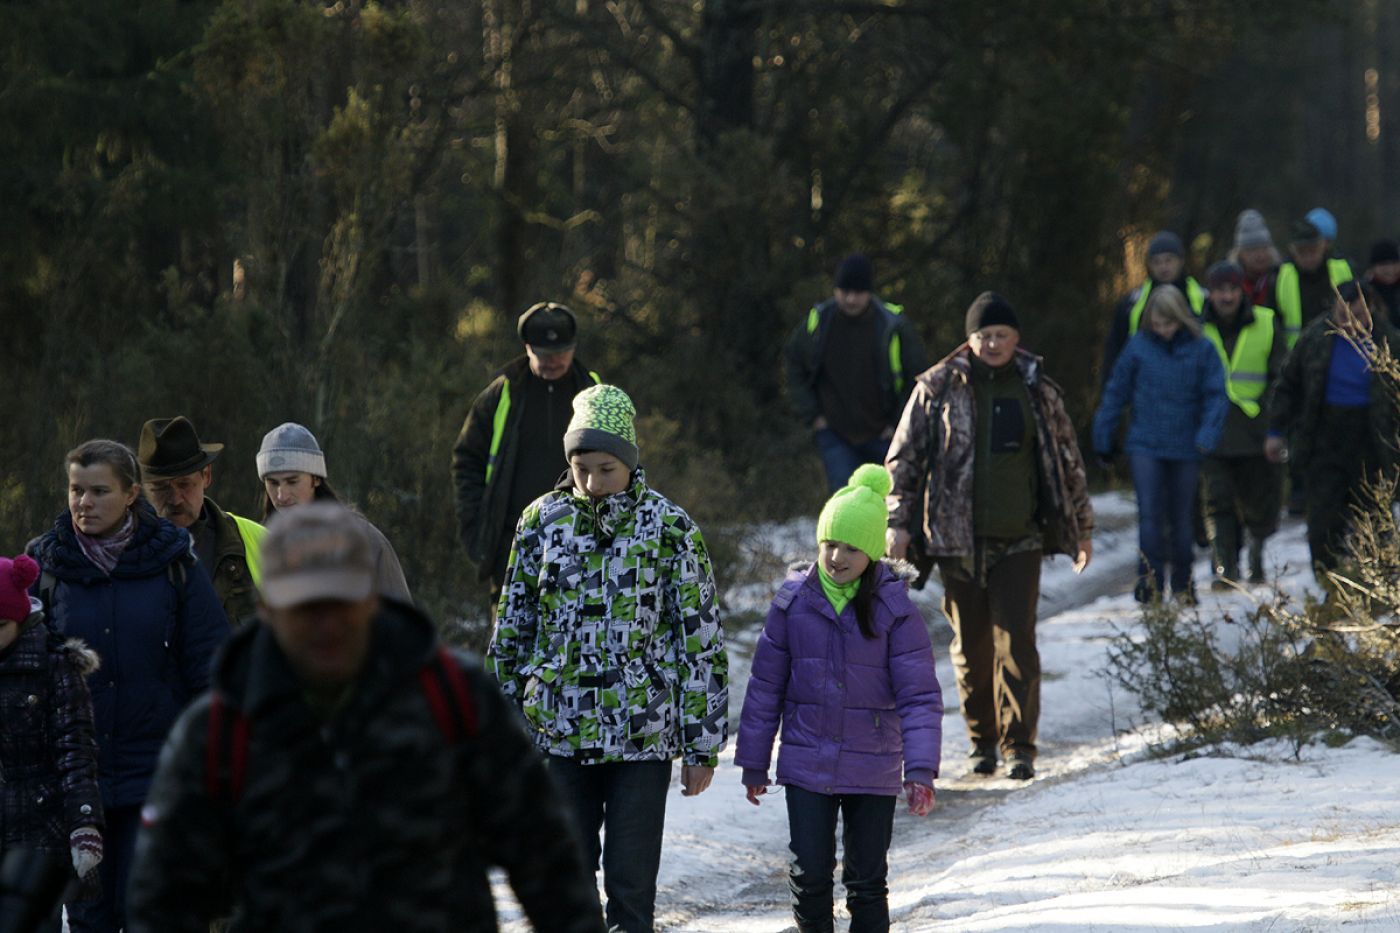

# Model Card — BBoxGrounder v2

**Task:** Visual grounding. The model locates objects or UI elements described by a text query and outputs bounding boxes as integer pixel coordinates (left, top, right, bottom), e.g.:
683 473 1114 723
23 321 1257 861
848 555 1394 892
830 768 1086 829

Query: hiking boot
1006 755 1035 780
1173 583 1198 607
969 746 998 776
1133 578 1158 604
1247 538 1266 584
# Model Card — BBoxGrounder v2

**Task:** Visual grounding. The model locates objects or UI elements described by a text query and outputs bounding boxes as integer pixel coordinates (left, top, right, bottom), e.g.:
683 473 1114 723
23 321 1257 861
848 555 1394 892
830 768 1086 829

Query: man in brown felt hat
138 416 266 626
452 302 600 613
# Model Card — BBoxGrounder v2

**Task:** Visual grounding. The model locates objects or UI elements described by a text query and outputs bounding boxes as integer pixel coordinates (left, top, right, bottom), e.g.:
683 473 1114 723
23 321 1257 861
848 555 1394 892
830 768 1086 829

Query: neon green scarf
817 565 860 616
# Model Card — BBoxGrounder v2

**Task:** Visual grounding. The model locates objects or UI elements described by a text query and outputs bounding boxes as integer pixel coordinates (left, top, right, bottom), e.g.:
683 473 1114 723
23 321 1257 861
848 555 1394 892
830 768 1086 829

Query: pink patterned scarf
75 510 136 576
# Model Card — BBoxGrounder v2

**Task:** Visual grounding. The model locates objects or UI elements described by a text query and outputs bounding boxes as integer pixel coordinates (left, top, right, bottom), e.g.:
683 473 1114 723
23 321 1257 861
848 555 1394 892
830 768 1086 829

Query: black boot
1247 536 1266 584
1209 517 1240 588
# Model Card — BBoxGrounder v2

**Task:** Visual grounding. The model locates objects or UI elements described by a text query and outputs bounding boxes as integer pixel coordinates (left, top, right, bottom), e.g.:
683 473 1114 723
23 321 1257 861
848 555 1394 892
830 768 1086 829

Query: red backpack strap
205 691 251 804
418 646 478 744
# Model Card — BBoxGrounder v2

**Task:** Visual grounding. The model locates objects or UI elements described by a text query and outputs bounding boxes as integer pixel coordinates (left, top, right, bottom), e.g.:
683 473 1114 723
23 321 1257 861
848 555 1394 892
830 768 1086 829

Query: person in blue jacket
28 438 230 933
1093 285 1229 603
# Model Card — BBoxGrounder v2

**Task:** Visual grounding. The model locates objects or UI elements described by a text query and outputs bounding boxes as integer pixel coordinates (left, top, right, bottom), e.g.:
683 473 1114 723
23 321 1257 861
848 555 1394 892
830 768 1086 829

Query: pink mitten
904 781 934 816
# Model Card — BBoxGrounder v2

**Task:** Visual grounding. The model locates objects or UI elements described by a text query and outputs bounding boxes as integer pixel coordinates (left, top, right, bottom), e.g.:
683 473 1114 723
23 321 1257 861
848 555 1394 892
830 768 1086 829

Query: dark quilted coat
0 603 103 852
28 505 231 807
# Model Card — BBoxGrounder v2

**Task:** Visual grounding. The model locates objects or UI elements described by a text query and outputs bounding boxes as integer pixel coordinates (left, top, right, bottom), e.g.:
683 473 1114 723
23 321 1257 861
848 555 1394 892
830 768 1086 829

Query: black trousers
548 757 671 933
1305 406 1379 574
785 785 896 933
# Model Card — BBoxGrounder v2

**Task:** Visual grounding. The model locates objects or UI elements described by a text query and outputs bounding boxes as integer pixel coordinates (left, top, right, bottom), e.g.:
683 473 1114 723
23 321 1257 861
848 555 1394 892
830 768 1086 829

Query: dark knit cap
1290 219 1322 244
517 302 578 350
1369 239 1400 266
964 291 1020 335
1146 231 1185 259
834 254 874 292
1206 261 1244 289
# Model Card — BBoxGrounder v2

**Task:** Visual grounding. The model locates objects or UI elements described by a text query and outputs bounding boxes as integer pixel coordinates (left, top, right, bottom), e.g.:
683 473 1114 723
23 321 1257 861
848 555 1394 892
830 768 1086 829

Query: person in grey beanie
1101 230 1206 389
1227 209 1281 307
256 423 412 603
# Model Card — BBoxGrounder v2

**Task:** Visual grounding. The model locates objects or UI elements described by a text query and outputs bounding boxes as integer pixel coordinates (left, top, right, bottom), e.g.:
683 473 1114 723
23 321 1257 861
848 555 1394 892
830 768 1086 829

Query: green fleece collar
817 564 860 616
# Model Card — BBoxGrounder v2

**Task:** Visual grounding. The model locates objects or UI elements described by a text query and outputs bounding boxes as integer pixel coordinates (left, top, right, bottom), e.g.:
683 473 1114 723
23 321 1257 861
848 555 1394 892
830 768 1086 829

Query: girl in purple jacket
736 464 942 933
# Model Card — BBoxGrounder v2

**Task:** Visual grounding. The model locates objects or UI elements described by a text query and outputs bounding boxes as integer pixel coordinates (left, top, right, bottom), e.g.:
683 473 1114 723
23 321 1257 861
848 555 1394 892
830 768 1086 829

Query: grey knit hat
256 423 327 479
1234 209 1273 250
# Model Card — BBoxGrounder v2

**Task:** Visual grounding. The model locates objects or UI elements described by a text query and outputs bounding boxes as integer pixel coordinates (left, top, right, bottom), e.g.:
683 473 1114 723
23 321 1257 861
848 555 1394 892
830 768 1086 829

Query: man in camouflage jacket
488 384 728 933
886 294 1092 779
128 503 604 933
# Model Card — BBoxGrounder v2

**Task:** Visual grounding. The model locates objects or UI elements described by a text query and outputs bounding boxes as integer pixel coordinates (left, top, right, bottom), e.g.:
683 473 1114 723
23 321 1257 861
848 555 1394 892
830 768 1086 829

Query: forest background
3 0 1396 628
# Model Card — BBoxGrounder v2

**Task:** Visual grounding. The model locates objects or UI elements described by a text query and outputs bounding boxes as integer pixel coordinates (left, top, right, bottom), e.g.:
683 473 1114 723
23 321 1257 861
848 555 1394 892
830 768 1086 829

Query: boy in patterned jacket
488 384 728 933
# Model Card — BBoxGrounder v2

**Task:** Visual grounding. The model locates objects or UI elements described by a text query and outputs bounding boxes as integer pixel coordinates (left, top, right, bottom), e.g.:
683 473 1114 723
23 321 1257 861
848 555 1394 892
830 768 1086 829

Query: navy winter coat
1092 328 1229 461
29 506 231 807
735 562 942 796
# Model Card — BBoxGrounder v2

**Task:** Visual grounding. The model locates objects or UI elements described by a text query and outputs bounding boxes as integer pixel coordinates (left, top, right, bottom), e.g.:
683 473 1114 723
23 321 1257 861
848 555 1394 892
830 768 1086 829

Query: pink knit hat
0 554 40 622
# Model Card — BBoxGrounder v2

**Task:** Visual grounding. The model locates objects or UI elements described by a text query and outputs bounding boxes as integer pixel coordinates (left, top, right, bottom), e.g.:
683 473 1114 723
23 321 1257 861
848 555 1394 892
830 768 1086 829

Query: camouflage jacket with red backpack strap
127 601 607 933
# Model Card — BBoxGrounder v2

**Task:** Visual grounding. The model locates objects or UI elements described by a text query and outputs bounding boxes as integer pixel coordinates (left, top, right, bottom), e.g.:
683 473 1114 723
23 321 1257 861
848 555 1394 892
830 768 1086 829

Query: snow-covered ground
500 491 1400 931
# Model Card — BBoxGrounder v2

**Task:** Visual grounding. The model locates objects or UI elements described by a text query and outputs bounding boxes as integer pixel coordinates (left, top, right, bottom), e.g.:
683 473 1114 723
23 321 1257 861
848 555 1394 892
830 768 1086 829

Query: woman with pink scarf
28 439 229 933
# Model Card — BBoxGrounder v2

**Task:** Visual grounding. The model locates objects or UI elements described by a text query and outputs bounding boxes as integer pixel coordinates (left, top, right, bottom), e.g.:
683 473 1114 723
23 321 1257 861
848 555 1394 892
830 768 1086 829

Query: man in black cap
138 416 266 626
1101 230 1205 388
784 253 926 493
452 302 600 610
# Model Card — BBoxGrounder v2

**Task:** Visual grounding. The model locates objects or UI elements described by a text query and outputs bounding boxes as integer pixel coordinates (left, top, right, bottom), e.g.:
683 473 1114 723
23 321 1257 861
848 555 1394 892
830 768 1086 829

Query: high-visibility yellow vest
229 514 266 588
483 370 602 486
1127 278 1206 336
1275 258 1353 348
1202 306 1275 419
807 300 909 396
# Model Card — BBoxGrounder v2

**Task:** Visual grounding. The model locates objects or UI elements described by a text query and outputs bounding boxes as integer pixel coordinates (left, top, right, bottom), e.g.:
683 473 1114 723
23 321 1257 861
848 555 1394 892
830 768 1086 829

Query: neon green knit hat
816 463 892 561
563 384 639 469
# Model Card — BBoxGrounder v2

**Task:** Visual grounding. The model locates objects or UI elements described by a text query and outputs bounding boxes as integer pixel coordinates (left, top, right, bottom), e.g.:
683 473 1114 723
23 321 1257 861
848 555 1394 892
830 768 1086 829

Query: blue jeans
785 785 896 933
1129 453 1201 595
814 429 890 494
548 757 670 933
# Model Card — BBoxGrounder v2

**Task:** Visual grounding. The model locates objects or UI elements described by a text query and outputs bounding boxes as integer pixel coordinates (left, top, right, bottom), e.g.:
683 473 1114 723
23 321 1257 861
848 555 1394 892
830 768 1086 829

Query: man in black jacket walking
452 303 599 610
128 502 604 933
784 254 926 492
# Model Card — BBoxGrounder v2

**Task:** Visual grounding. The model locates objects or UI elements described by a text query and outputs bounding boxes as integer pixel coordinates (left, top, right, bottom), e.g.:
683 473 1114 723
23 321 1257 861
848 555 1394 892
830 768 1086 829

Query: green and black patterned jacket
127 599 604 933
488 471 728 767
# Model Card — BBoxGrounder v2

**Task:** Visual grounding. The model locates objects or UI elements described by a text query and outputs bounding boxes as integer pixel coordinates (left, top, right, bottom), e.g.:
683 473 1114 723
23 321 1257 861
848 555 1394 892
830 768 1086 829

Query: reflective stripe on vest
1202 306 1275 419
229 514 266 588
885 302 906 396
1274 258 1353 349
483 370 602 487
1127 278 1207 336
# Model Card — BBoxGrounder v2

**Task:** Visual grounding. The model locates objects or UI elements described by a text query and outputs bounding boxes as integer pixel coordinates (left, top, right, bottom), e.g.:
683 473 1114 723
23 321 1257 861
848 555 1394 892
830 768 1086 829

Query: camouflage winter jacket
0 601 103 853
887 345 1094 560
127 599 605 933
488 471 729 767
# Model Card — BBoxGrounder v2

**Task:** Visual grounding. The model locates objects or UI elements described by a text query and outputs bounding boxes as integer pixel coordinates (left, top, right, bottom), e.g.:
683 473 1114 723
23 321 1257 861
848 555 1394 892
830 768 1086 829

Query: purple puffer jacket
736 561 942 796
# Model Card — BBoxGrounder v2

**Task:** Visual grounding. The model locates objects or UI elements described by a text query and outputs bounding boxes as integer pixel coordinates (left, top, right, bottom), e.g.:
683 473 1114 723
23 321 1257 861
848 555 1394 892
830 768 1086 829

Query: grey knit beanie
256 423 327 479
1233 209 1273 250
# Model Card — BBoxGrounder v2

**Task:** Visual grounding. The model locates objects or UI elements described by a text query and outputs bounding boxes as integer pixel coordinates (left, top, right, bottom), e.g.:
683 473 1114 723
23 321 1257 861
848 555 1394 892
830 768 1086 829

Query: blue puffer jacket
735 561 942 796
1093 328 1229 460
29 506 231 807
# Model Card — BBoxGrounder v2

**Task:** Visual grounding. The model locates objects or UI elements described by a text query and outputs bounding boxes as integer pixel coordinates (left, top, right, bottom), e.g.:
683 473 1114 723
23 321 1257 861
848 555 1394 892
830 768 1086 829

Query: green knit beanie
563 384 640 470
816 463 892 561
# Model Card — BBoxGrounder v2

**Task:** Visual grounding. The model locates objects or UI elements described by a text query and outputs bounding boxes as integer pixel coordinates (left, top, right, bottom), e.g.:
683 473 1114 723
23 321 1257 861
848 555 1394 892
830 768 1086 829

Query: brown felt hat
137 417 224 478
